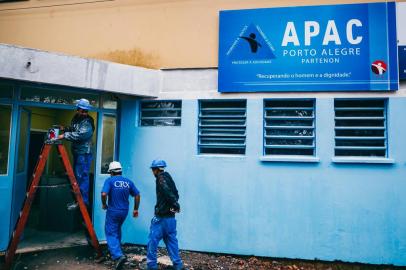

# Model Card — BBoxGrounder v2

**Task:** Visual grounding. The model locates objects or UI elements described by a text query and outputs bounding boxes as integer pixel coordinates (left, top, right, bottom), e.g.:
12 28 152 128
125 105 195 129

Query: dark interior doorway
18 107 97 252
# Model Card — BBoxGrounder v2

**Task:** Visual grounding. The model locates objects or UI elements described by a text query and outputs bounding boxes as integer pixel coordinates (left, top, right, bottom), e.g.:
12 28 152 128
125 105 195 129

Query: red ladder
4 142 102 270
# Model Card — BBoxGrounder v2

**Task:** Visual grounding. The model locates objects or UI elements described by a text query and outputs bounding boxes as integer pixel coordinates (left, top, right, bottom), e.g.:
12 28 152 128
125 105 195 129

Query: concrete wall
95 96 406 266
0 44 159 97
91 68 406 265
0 0 402 69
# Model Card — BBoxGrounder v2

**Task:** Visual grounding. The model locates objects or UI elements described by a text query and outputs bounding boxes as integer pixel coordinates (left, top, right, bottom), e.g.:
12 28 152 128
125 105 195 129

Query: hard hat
108 161 122 173
150 159 167 169
75 98 92 110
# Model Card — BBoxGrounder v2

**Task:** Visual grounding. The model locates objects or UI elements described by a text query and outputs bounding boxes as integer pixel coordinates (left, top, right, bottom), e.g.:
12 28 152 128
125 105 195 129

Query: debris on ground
0 244 403 270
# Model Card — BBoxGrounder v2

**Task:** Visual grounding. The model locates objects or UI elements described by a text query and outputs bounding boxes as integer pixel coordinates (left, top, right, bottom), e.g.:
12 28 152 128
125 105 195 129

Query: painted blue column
0 87 19 251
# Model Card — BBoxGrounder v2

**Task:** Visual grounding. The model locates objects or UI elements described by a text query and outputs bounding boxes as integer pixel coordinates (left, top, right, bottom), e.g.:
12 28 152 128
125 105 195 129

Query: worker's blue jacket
64 114 95 155
155 171 180 218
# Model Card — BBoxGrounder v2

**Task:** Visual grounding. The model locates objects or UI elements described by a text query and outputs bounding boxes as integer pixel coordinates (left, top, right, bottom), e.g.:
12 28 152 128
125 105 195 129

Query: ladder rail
4 144 52 270
57 144 102 257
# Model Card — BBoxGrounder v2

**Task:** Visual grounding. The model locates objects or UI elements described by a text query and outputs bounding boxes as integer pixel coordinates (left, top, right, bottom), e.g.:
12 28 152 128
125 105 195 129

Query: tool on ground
4 137 102 270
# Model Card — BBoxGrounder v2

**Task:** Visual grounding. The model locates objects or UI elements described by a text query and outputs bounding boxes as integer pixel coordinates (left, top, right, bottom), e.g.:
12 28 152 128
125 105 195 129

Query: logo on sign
227 23 276 64
371 60 387 75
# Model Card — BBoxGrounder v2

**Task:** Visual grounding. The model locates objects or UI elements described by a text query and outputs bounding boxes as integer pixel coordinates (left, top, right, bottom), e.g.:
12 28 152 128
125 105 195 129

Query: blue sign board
399 46 406 80
218 2 398 92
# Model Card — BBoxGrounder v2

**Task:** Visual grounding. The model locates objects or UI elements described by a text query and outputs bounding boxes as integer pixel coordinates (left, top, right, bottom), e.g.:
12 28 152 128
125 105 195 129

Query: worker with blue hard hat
143 159 186 270
58 98 95 210
102 161 140 270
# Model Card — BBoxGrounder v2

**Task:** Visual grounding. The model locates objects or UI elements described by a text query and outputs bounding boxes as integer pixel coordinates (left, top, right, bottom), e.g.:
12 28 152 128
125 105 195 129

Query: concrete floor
17 228 87 254
15 192 92 254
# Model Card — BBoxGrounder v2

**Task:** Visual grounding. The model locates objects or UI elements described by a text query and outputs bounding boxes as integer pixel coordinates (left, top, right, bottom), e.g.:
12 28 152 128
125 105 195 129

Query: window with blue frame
334 99 387 157
20 87 99 107
140 100 182 126
264 99 315 156
0 105 12 175
198 100 247 155
101 115 117 174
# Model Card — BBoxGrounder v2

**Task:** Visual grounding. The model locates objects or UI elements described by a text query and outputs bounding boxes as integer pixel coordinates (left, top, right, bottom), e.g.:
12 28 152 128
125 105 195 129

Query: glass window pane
102 94 118 109
101 115 116 174
0 105 12 175
0 84 13 99
264 99 315 156
20 87 99 107
17 110 29 173
140 101 182 127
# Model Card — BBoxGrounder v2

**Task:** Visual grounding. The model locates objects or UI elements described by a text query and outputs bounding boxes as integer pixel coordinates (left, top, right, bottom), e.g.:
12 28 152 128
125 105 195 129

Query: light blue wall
110 98 406 266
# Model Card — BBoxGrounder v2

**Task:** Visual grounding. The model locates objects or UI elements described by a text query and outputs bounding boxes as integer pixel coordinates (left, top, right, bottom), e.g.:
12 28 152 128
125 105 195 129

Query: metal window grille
264 99 315 156
334 99 387 157
198 100 247 155
140 100 182 126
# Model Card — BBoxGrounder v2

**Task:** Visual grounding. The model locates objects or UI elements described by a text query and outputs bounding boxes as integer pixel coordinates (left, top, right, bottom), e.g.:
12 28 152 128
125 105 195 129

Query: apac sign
218 2 398 92
398 3 406 80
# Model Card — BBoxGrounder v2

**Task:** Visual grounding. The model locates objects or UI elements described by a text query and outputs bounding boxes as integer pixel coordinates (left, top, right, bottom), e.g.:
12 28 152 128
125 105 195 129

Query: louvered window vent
198 100 247 155
334 99 387 157
264 99 315 156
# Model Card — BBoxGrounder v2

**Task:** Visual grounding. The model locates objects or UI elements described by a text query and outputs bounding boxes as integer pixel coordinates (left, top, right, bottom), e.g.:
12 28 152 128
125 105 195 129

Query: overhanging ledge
0 43 159 97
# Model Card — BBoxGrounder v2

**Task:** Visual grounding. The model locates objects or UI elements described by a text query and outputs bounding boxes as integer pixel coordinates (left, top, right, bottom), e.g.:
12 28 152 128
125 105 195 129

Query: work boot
115 256 126 270
138 261 157 270
66 201 78 211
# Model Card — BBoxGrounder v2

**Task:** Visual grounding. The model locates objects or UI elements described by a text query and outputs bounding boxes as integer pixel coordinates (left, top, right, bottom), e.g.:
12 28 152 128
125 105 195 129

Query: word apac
282 19 363 46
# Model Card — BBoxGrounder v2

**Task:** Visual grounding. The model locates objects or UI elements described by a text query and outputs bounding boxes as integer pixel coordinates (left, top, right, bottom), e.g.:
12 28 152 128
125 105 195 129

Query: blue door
10 108 31 234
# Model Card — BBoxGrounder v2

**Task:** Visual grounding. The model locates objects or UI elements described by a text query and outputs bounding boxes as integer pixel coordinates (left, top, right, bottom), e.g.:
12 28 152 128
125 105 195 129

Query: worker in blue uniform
102 161 141 270
145 159 185 270
58 98 95 209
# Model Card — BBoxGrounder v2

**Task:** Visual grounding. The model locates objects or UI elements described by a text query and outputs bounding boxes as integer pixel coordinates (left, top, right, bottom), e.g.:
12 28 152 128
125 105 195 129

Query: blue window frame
198 100 247 155
264 99 315 156
334 99 387 157
100 114 117 174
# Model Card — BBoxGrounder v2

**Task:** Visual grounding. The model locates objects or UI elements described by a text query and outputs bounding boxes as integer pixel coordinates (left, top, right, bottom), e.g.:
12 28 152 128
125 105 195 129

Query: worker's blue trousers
147 217 183 270
73 153 92 205
105 209 128 260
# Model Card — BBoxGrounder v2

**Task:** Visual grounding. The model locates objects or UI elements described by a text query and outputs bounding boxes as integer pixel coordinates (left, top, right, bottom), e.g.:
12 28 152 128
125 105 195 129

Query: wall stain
92 48 159 69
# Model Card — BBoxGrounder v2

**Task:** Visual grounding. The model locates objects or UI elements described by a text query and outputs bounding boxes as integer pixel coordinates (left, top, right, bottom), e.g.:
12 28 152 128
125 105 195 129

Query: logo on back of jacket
226 23 276 65
114 181 129 188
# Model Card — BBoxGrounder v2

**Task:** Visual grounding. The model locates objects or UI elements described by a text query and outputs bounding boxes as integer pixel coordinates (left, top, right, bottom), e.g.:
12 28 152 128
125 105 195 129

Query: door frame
3 81 119 242
10 107 31 235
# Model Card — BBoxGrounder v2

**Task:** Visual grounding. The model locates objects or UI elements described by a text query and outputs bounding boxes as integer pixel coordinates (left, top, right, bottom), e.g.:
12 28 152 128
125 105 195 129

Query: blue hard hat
150 159 167 169
75 98 91 110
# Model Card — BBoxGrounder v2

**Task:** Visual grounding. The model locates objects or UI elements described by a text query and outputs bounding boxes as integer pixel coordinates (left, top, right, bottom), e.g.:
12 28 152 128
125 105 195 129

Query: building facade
0 0 406 266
